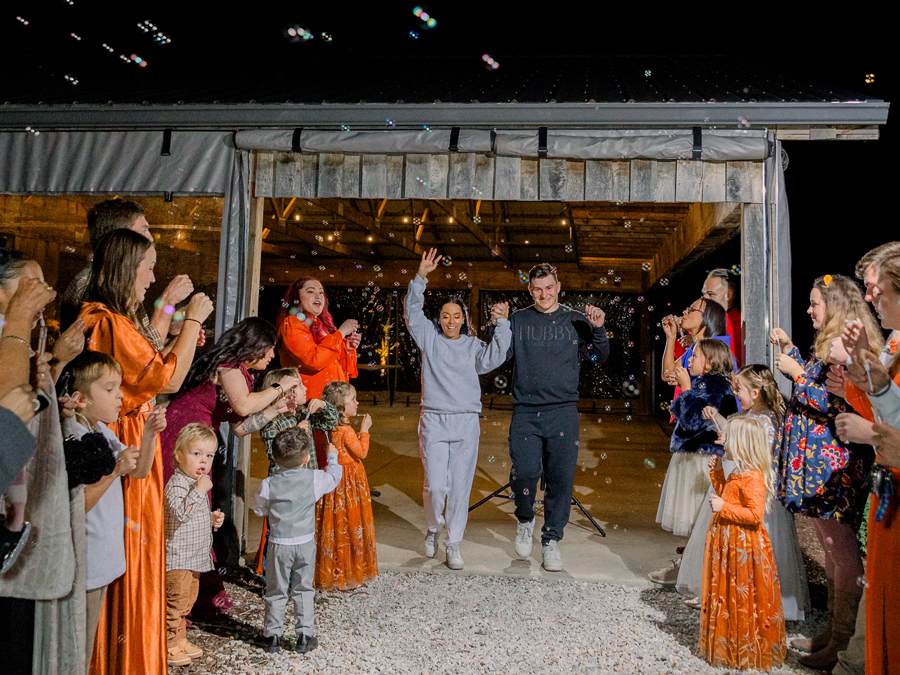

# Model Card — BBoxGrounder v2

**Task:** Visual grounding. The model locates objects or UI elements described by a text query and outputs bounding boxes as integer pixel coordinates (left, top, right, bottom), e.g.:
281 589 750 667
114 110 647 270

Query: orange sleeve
709 465 727 495
845 381 875 421
341 342 359 380
280 317 344 371
720 473 766 526
337 426 369 461
82 307 177 414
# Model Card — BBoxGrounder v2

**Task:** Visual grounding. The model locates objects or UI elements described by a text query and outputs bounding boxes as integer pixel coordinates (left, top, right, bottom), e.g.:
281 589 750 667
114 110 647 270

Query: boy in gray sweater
404 249 511 570
252 427 342 654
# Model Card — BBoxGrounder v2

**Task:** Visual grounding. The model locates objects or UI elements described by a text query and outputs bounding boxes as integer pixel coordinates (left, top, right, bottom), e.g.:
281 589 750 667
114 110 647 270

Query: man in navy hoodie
505 264 609 571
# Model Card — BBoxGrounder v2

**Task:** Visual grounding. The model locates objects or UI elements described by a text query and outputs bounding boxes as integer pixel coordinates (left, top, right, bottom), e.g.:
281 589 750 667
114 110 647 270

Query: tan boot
180 638 203 658
167 644 191 667
798 587 862 671
791 577 833 652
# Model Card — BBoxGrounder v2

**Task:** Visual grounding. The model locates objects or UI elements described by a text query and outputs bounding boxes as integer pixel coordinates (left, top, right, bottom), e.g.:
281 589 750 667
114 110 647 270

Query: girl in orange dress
79 229 213 675
700 416 786 672
277 277 359 401
316 381 378 589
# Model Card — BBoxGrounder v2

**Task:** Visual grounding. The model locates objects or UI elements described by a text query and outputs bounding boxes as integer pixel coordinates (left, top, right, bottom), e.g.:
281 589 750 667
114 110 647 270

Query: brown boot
798 588 862 671
167 644 191 667
180 638 203 658
792 578 833 652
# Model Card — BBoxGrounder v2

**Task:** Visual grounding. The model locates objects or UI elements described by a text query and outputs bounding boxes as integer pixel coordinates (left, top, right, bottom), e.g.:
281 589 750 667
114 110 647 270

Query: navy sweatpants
508 405 580 544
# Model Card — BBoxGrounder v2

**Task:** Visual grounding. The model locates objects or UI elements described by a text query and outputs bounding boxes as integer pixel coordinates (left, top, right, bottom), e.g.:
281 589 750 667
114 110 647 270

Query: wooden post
741 204 768 367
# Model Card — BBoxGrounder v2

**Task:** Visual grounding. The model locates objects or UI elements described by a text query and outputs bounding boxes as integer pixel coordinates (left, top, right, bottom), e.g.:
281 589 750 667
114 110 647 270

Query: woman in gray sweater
404 249 511 570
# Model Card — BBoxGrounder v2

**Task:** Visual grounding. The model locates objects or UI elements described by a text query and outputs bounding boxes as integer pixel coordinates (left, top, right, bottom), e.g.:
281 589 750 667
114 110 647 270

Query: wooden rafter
314 197 425 258
270 215 378 264
430 200 511 266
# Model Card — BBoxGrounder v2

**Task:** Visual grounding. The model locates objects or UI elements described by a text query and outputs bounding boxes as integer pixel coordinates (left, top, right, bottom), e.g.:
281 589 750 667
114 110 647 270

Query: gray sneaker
446 543 464 570
648 558 681 586
542 540 563 572
424 532 439 558
514 519 535 559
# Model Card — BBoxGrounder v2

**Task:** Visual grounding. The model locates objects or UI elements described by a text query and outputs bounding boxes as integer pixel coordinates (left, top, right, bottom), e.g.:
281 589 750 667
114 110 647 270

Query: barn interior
0 190 745 581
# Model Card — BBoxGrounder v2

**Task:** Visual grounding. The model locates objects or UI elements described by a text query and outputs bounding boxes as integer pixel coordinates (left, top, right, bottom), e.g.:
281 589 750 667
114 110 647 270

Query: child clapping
164 424 224 667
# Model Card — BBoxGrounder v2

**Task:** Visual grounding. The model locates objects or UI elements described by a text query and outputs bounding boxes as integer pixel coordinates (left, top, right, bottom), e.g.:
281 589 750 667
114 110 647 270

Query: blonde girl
700 416 786 671
679 365 809 620
315 381 377 589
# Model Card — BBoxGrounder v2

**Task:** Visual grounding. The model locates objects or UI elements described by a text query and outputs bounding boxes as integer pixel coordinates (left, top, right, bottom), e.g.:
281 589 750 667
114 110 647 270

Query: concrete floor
246 398 685 587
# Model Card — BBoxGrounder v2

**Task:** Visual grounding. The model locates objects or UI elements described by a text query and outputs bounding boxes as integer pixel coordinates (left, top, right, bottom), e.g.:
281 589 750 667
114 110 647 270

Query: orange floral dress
79 302 177 675
277 317 358 400
315 425 378 589
700 467 786 671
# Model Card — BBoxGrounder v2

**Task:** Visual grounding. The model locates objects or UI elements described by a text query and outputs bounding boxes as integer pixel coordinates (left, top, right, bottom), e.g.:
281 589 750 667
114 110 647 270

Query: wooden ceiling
0 194 740 294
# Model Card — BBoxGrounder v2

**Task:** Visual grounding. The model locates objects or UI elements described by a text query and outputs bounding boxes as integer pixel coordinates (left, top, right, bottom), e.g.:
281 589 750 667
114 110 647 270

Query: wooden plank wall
254 152 764 205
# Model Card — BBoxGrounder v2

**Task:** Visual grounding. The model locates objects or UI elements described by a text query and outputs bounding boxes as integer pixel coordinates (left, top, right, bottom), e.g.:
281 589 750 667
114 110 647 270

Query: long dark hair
697 298 727 338
436 295 475 337
86 229 153 318
177 317 278 394
277 277 337 344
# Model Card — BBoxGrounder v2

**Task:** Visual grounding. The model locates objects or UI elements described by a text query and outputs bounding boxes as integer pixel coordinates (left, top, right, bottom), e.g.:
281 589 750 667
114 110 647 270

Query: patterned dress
775 346 872 529
700 468 786 671
315 425 378 589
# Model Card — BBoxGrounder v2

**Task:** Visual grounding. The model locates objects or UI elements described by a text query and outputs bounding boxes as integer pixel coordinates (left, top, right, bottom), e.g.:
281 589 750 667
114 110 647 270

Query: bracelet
870 380 892 398
1 335 30 347
184 318 202 326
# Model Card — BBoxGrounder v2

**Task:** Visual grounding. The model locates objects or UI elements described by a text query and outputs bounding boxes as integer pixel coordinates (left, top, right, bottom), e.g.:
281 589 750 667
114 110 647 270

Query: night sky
1 1 895 352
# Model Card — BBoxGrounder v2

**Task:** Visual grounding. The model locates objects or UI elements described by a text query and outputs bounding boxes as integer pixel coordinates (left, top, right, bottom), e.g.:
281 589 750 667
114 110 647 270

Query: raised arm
313 448 344 500
220 367 299 418
475 302 511 373
160 292 215 394
404 249 442 353
165 477 207 523
582 305 610 364
339 426 370 461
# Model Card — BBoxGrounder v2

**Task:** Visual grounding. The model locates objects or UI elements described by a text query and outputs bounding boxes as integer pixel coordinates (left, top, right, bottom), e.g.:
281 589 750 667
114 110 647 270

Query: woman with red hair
277 277 360 400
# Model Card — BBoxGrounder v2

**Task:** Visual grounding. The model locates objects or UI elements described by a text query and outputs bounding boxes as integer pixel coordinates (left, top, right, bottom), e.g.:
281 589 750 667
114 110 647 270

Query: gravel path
180 571 825 675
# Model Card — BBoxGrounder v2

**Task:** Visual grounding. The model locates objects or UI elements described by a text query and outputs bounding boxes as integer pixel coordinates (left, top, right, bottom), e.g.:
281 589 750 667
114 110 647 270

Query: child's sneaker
262 635 281 653
293 634 318 654
424 531 439 558
648 558 680 586
167 645 191 667
180 638 203 658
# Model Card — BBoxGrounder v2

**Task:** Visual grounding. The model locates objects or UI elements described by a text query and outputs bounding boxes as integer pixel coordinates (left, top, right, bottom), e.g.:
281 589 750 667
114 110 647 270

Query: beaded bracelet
1 334 30 347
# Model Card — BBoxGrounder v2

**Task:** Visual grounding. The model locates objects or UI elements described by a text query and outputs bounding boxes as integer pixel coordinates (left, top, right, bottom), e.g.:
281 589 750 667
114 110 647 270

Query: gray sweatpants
263 541 316 638
418 412 481 546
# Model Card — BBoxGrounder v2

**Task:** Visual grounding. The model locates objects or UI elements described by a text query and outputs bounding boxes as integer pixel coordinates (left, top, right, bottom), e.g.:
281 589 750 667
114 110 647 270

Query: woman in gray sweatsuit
404 249 511 570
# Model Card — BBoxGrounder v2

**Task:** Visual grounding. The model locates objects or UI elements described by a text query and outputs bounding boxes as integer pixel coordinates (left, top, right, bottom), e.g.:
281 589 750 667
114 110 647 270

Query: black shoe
675 546 685 555
0 523 31 575
261 635 280 653
293 635 318 654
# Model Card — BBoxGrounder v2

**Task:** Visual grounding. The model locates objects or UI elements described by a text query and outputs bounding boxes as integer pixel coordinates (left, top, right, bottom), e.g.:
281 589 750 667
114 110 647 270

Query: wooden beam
313 197 425 257
431 200 512 266
272 217 378 264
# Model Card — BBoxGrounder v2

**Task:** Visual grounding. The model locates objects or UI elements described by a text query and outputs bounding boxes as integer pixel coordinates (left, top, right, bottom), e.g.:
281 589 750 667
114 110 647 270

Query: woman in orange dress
277 277 359 401
832 251 900 675
700 416 786 672
316 381 378 589
79 229 214 675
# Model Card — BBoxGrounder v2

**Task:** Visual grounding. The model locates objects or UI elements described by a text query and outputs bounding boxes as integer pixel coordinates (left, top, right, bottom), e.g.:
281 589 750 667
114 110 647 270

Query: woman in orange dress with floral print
79 229 213 675
317 381 378 589
277 277 359 401
700 416 786 672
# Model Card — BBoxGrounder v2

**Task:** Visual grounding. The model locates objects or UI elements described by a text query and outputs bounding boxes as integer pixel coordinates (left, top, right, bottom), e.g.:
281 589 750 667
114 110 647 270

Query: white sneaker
648 558 681 586
514 519 535 559
446 543 464 570
542 540 563 572
424 532 439 558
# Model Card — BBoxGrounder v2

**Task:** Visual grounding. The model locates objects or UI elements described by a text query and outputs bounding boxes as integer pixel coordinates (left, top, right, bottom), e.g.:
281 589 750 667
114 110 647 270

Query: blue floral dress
775 346 872 529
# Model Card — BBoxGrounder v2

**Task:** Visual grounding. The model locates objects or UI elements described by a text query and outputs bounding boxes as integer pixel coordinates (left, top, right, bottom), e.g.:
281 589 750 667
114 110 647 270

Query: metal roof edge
0 101 889 131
